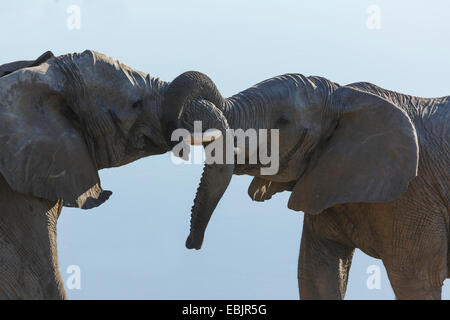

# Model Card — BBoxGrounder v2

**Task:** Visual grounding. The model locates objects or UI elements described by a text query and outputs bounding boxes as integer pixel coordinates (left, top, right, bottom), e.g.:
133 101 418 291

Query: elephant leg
0 175 65 299
384 255 446 300
298 222 355 300
386 276 442 300
382 212 448 300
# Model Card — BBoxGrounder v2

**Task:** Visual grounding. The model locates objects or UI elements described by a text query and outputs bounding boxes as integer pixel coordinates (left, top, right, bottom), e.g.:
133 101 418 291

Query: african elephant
160 71 449 299
0 50 195 299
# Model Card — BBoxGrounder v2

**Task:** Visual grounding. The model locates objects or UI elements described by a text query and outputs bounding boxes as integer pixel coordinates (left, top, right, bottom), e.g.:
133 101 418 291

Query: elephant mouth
142 134 169 155
125 132 168 157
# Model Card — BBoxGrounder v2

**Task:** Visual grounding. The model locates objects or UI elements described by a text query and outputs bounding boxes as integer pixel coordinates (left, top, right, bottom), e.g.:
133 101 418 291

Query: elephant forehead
71 50 149 88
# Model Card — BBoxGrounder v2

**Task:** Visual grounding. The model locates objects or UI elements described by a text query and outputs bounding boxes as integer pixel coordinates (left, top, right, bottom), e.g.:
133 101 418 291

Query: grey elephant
159 71 449 299
0 50 205 299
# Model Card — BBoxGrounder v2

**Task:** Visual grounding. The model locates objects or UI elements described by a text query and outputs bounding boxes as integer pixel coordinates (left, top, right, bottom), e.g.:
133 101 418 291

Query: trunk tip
185 233 203 250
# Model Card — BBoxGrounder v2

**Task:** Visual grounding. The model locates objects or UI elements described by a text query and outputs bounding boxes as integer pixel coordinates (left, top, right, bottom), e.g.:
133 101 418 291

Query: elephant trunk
182 100 234 250
186 163 234 249
161 71 225 143
161 71 234 249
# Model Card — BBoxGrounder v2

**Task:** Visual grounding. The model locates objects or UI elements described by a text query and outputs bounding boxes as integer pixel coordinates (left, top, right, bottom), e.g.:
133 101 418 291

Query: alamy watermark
366 264 381 290
66 265 81 290
66 5 81 30
170 121 280 175
366 5 382 30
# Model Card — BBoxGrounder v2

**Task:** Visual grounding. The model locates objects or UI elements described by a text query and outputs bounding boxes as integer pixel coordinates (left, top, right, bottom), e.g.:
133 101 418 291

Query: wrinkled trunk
181 99 234 249
186 163 234 249
161 71 236 249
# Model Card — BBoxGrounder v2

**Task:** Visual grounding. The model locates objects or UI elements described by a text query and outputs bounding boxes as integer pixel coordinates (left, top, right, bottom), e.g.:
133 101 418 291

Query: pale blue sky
1 0 449 299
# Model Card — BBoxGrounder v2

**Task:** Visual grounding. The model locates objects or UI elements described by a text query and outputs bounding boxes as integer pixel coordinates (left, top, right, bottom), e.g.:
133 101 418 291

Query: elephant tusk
203 129 222 142
184 129 222 145
183 134 202 146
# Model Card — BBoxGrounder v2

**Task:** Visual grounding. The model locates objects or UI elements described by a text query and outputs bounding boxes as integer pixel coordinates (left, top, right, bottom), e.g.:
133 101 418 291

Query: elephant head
0 50 173 210
160 72 419 250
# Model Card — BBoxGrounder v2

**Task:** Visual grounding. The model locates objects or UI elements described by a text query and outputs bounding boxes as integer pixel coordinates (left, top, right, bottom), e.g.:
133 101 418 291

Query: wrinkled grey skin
0 50 176 299
162 71 449 299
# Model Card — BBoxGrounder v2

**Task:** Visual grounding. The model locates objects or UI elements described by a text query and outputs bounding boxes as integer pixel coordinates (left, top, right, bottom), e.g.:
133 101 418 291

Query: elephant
160 71 449 299
0 50 210 299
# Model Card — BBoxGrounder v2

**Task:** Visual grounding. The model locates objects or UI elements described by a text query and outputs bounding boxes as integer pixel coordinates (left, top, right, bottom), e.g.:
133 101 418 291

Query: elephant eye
275 115 290 127
132 99 143 109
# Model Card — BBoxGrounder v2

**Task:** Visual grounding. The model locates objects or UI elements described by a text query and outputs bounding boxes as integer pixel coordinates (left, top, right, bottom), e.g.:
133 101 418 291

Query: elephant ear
0 63 111 209
288 86 419 214
0 51 54 77
248 177 294 202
